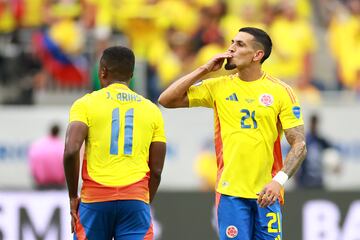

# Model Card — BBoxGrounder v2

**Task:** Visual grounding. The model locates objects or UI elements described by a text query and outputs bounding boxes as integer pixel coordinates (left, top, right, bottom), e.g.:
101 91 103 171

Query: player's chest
214 89 280 127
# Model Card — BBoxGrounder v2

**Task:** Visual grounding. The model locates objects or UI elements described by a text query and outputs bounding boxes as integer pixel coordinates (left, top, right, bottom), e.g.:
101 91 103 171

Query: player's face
225 32 261 70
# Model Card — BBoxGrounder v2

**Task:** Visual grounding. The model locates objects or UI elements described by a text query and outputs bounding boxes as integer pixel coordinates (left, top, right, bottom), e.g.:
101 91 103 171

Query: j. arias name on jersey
107 91 142 102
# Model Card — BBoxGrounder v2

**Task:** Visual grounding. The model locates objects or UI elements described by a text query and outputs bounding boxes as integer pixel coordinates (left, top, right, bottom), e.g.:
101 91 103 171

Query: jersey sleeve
187 78 218 108
278 86 304 129
69 95 89 126
152 106 166 143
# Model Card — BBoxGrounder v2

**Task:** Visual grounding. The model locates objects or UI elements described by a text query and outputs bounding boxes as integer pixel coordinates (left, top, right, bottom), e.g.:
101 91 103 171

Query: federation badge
226 225 238 238
259 94 274 107
292 106 301 119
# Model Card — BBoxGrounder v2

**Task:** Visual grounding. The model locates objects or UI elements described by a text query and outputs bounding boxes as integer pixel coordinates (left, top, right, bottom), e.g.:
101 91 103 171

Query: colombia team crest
259 93 274 107
226 225 238 238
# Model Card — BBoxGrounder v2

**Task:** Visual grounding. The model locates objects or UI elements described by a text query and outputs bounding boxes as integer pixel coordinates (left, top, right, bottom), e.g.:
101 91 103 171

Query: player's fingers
261 193 273 207
265 196 272 207
257 195 266 205
257 190 266 201
215 58 225 66
214 53 232 60
269 195 278 206
259 199 266 208
260 199 269 208
70 211 76 219
71 216 75 233
259 195 268 207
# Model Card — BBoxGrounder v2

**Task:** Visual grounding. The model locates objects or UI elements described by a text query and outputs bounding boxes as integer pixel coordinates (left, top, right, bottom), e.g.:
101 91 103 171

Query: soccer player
158 27 307 239
63 46 166 240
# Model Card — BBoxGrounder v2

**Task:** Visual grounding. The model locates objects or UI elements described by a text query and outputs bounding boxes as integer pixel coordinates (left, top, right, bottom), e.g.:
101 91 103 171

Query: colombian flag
32 28 88 87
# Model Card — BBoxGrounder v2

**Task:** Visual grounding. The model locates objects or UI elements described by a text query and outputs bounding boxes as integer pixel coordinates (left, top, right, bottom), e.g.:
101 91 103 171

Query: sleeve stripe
266 75 296 103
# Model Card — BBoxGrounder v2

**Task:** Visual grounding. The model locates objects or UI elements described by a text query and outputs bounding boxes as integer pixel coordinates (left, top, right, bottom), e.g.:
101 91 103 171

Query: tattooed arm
282 125 307 177
257 125 307 207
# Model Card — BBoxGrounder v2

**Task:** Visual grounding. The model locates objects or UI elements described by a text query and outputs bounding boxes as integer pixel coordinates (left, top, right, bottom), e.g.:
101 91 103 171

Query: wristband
273 171 288 186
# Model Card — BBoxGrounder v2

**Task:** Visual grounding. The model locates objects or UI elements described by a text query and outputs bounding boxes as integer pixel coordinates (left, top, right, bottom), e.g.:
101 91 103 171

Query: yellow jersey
188 73 303 199
69 83 166 203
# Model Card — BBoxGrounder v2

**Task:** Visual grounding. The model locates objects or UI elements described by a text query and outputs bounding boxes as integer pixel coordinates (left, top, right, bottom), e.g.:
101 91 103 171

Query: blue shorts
74 200 153 240
217 194 282 240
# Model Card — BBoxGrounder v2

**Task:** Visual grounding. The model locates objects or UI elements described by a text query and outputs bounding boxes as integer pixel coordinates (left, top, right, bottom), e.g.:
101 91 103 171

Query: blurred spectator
263 1 317 91
156 0 199 34
193 138 220 235
296 114 340 189
328 0 360 91
31 0 89 89
0 0 19 86
0 0 357 104
150 28 193 93
2 49 43 104
220 1 265 45
194 139 217 191
190 3 225 53
193 35 238 79
20 0 46 29
117 0 166 60
0 0 17 33
28 123 65 190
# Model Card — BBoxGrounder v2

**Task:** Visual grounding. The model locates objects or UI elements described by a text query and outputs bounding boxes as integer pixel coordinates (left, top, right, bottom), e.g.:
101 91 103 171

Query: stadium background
0 0 359 239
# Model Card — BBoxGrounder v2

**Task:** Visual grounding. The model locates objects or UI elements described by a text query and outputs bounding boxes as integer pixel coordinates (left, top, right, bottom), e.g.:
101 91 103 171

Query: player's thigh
254 200 282 240
114 200 152 240
73 201 117 240
217 195 253 240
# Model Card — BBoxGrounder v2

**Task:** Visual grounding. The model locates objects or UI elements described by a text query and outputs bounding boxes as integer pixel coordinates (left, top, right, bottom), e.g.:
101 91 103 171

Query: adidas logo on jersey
226 93 238 101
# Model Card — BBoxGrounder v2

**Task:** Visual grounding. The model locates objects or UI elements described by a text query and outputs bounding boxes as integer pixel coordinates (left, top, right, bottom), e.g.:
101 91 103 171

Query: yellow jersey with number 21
188 73 303 201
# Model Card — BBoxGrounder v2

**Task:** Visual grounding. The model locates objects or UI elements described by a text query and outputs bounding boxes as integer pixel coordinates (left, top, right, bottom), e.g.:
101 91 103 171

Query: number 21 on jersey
110 107 134 155
240 109 257 129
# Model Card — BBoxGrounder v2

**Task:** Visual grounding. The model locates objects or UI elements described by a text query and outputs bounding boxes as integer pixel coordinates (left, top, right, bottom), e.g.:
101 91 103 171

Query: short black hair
310 114 318 124
50 124 60 137
239 27 272 63
100 46 135 81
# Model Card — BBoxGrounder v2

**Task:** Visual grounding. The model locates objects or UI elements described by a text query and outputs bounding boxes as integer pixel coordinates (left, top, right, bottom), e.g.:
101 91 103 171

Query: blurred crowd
0 0 359 104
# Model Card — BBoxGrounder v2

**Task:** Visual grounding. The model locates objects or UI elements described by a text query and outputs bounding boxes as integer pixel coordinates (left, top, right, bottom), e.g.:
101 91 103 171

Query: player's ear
253 50 264 62
101 66 108 79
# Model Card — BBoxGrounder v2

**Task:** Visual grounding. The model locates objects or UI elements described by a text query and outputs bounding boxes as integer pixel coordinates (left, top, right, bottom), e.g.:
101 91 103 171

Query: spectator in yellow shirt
328 0 360 91
263 1 317 91
0 1 16 33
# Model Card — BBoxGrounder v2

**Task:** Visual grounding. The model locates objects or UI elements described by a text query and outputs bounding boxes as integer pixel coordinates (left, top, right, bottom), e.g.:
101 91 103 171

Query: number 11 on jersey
110 108 134 155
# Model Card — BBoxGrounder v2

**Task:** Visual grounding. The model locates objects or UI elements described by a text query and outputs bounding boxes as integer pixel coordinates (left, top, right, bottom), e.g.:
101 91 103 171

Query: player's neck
109 80 129 87
237 65 263 82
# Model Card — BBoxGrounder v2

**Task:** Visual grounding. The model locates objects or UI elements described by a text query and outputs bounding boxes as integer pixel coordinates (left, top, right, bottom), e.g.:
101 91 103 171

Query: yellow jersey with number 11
69 83 166 203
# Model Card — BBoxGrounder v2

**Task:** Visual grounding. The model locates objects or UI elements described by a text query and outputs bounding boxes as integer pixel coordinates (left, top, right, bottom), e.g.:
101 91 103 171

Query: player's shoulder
127 90 157 108
137 96 163 120
264 73 294 92
210 74 236 82
264 73 299 103
142 97 161 111
72 92 92 106
201 74 236 87
72 87 112 109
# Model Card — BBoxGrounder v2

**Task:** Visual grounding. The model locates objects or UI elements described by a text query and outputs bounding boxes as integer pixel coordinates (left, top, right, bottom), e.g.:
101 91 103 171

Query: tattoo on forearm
283 125 307 177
